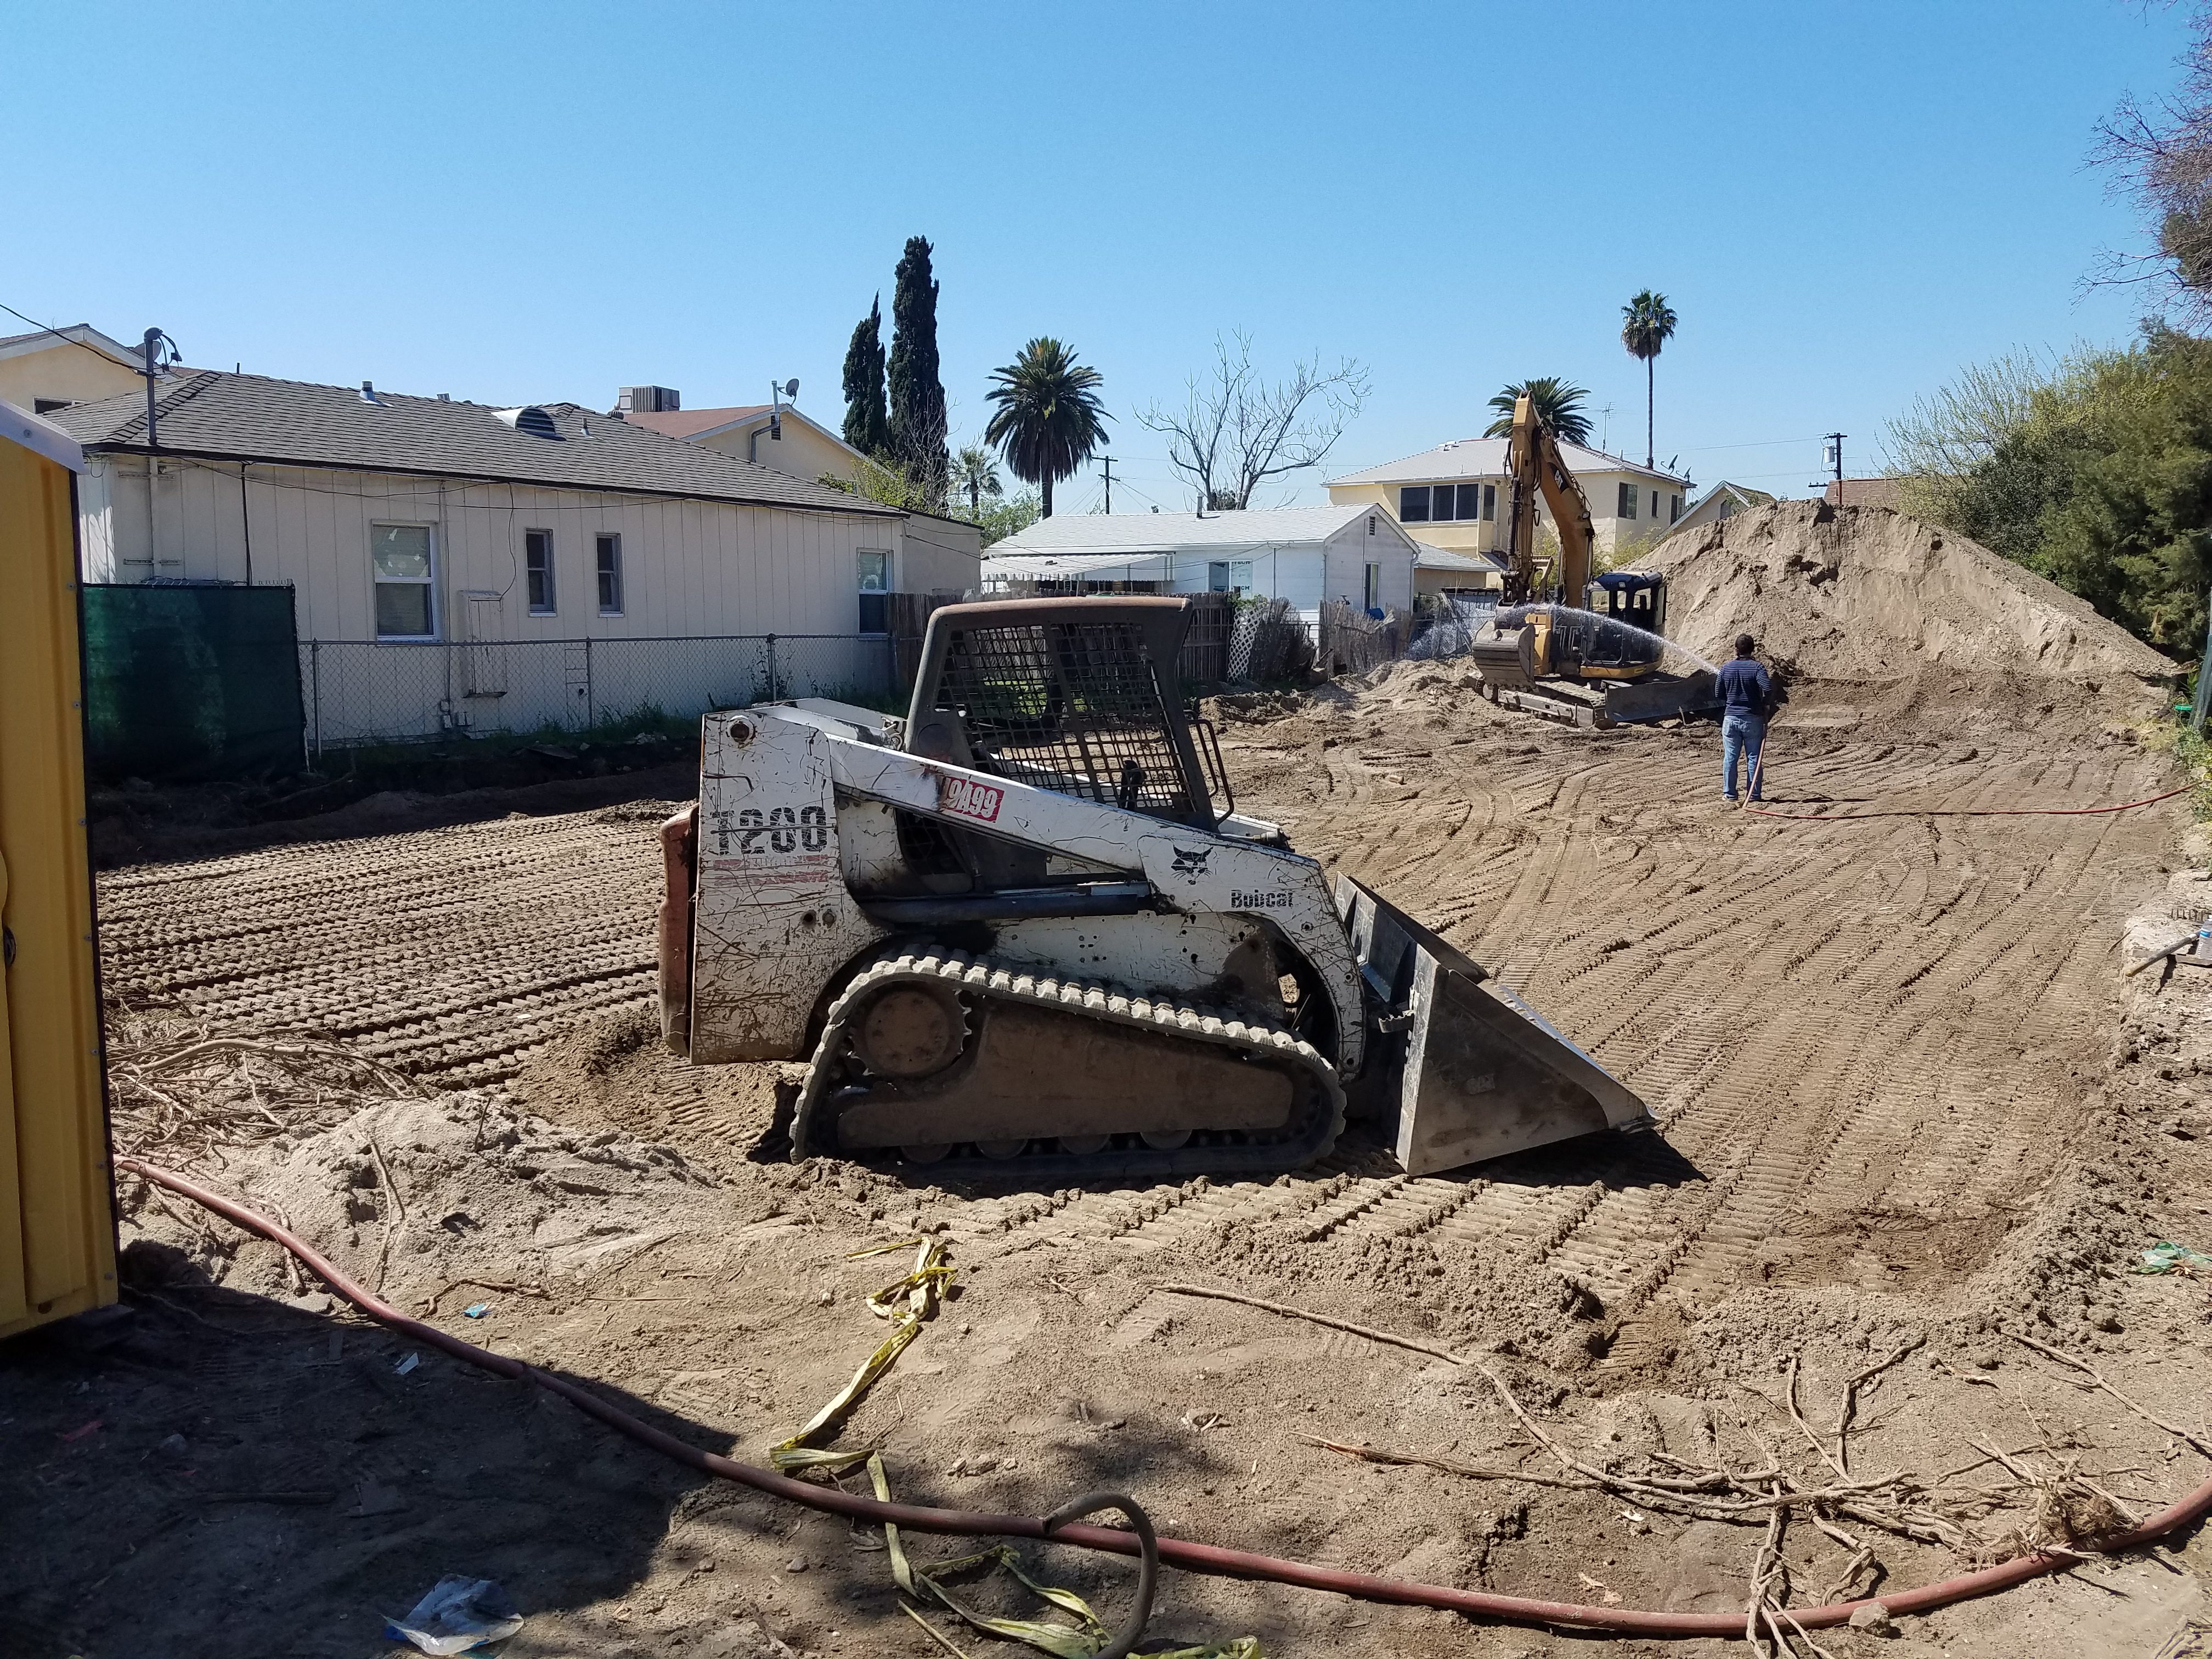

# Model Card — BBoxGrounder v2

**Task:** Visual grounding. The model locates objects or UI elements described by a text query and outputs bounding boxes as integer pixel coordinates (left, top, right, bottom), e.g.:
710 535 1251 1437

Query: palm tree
983 338 1109 518
950 444 1003 518
1620 290 1678 468
1483 378 1594 446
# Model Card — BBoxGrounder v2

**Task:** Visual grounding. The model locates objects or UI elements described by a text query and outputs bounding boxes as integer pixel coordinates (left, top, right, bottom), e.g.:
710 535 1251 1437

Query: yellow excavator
1468 395 1716 727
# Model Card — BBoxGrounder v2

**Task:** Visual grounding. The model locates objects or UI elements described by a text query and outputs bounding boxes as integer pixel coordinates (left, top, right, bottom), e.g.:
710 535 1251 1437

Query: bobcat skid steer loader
658 596 1648 1182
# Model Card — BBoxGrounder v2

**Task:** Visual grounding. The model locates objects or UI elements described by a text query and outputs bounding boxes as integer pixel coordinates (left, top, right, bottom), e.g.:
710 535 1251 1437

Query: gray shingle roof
48 370 899 517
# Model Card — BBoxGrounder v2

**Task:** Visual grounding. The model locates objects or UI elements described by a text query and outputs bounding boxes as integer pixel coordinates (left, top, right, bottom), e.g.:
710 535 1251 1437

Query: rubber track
792 948 1348 1183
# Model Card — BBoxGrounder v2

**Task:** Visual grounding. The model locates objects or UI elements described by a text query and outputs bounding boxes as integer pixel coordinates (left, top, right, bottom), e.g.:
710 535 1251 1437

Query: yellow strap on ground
769 1240 951 1472
785 1244 1259 1656
866 1452 1262 1659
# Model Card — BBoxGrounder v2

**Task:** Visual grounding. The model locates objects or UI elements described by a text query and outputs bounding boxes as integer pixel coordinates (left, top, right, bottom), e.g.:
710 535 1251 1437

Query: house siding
1322 516 1415 613
683 419 865 487
79 455 896 643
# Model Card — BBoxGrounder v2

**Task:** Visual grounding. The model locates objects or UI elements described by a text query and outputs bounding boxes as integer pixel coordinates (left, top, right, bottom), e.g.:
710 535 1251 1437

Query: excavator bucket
1336 875 1652 1176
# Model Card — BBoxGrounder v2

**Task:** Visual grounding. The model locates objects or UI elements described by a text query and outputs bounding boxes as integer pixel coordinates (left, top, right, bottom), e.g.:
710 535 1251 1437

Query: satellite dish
782 379 799 400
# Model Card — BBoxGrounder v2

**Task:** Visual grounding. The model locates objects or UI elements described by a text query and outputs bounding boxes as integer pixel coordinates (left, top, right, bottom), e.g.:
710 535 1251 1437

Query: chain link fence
1405 592 1502 662
302 633 897 755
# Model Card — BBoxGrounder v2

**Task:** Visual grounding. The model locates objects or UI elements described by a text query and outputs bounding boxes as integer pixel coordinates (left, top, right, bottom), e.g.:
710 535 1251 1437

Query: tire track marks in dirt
100 812 666 1085
94 723 2177 1379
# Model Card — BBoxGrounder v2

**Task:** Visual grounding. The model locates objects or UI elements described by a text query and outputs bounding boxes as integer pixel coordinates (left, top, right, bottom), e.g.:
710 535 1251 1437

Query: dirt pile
1646 501 2179 689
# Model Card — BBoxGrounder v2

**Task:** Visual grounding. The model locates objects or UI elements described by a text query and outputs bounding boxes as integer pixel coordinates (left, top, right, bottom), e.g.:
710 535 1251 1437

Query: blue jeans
1722 712 1765 800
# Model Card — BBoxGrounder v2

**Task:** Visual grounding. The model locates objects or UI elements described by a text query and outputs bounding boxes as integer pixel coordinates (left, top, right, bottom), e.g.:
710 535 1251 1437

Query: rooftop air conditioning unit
618 385 680 413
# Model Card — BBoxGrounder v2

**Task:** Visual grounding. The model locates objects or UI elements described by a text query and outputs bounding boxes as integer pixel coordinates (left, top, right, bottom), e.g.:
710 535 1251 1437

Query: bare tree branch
1137 332 1370 510
2087 8 2212 321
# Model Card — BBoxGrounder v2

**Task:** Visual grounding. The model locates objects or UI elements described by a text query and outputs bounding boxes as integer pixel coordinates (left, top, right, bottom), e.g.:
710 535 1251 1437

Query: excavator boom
1478 398 1711 726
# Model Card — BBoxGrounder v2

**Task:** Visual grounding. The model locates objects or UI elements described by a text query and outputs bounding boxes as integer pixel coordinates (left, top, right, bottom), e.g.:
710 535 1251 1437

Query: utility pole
142 328 164 451
1098 455 1118 514
1824 432 1847 502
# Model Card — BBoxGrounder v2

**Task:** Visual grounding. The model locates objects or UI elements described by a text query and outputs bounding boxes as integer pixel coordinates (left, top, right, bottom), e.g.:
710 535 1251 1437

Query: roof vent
618 385 680 413
496 406 561 440
359 380 383 405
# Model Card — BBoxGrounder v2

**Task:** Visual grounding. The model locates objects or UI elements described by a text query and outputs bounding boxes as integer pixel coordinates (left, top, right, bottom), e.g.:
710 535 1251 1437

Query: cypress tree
886 235 948 496
840 296 889 458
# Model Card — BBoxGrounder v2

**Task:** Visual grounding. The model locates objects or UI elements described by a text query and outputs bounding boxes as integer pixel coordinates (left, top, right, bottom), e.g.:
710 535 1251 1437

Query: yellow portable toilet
0 396 115 1339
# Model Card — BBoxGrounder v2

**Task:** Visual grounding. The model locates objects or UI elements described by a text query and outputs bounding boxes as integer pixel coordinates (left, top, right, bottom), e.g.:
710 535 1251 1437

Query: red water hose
114 1156 2212 1639
1743 782 2193 822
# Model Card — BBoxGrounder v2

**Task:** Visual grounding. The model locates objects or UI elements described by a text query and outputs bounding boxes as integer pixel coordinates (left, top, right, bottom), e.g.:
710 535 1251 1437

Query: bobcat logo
1171 847 1211 877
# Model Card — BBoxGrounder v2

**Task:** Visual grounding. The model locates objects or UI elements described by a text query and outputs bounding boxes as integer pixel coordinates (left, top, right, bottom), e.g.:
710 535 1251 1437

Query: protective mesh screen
931 621 1195 820
81 584 303 781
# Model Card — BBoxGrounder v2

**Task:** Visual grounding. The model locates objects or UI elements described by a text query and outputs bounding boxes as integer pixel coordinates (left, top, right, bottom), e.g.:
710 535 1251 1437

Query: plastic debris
2133 1241 2212 1276
394 1352 421 1376
462 1303 490 1319
383 1576 523 1655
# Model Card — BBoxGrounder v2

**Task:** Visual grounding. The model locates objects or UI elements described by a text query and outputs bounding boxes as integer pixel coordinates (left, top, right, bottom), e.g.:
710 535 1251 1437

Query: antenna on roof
138 327 180 450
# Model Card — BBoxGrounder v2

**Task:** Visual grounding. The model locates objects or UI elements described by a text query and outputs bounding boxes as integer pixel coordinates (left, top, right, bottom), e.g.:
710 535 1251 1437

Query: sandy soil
1643 501 2180 688
7 657 2203 1659
11 517 2212 1657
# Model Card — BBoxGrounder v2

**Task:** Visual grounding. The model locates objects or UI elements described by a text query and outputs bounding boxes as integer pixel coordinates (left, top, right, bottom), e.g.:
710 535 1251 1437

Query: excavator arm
1500 393 1600 607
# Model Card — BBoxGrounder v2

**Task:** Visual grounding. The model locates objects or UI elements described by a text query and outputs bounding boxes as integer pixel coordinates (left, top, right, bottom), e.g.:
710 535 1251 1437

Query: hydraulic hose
114 1156 2212 1640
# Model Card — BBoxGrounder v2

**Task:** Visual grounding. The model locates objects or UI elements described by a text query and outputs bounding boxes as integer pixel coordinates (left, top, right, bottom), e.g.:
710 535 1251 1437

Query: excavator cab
1592 569 1668 641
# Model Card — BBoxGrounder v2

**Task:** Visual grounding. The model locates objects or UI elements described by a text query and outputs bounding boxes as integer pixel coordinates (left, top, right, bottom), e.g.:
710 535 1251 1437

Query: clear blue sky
1 1 2192 511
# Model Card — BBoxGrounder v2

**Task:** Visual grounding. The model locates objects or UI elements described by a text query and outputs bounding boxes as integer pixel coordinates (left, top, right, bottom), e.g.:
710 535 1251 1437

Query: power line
1674 435 1832 453
0 298 147 369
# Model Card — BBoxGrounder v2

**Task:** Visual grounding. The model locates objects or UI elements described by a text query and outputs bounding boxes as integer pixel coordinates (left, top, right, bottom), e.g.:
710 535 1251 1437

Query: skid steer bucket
1336 875 1651 1176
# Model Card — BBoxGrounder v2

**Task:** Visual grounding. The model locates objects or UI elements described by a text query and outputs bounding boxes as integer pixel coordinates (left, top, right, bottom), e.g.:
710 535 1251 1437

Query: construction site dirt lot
12 661 2212 1652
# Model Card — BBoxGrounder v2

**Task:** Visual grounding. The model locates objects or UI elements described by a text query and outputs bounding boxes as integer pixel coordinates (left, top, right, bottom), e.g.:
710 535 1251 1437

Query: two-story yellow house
1327 437 1694 584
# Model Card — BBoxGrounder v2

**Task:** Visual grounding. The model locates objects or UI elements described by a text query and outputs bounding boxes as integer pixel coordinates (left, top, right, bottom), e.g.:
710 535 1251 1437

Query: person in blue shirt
1714 633 1772 802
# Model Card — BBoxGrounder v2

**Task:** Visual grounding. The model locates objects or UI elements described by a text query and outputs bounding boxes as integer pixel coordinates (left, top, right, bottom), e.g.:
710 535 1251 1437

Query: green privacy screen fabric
81 584 303 781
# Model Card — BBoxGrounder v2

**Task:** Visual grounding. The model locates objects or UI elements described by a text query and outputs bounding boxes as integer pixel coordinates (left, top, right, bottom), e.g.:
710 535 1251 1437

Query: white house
1666 481 1778 540
978 504 1419 621
49 370 910 746
1329 437 1694 561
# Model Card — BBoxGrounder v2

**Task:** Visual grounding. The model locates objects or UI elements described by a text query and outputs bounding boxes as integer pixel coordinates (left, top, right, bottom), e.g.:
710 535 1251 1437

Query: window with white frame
1482 483 1497 520
1616 483 1638 520
1651 489 1660 519
371 523 436 639
526 529 556 614
1363 562 1382 610
857 549 890 634
1207 560 1255 595
1669 493 1683 523
1398 484 1430 522
596 533 623 615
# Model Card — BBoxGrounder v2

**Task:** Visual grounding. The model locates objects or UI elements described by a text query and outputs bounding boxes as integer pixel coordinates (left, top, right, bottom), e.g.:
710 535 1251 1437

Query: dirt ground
9 511 2212 1656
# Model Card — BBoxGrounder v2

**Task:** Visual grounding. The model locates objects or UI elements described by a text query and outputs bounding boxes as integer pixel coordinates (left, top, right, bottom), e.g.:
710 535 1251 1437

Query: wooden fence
1318 601 1409 676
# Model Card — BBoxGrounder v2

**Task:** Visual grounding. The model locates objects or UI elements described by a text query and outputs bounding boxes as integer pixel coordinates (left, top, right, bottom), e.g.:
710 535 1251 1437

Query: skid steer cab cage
905 597 1227 831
